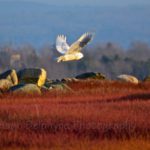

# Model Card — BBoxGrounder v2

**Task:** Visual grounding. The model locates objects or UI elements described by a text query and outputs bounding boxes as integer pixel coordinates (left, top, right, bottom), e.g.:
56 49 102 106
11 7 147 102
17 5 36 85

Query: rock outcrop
0 69 18 85
76 72 106 80
117 74 139 84
44 80 73 92
0 79 13 92
143 76 150 82
17 68 47 87
9 84 41 95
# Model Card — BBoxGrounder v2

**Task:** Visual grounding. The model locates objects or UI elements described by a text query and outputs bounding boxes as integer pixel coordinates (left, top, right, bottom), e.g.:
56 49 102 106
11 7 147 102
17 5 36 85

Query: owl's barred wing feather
78 32 94 47
67 32 94 54
56 35 70 54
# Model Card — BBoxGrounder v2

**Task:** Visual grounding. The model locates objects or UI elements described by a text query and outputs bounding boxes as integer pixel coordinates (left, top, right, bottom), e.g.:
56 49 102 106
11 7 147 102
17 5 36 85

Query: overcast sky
2 0 150 6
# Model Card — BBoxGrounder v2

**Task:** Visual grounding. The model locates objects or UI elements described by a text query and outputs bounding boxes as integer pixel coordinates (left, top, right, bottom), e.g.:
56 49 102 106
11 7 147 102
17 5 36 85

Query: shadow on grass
59 93 150 105
112 93 150 102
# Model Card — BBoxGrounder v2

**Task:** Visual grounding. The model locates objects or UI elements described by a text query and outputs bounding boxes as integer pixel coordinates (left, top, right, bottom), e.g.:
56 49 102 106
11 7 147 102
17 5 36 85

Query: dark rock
76 72 106 80
17 68 47 87
143 76 150 82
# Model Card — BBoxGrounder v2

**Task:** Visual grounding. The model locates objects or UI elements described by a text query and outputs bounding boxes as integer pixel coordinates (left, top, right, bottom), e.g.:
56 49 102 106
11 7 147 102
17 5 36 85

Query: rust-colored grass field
0 80 150 150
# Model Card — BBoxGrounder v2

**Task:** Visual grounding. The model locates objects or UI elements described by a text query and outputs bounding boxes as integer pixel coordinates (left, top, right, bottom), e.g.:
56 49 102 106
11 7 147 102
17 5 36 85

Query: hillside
0 1 150 47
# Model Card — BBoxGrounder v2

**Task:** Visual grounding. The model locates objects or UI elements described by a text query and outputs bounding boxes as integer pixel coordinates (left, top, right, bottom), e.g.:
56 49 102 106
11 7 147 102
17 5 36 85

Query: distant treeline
0 41 150 80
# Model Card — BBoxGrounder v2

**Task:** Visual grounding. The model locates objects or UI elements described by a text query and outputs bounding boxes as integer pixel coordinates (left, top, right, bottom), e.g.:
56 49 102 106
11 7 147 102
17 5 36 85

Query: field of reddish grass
0 80 150 149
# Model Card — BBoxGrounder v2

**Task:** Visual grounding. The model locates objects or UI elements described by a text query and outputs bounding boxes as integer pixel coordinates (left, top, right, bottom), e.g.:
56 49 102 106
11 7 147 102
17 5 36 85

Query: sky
0 0 150 48
2 0 150 6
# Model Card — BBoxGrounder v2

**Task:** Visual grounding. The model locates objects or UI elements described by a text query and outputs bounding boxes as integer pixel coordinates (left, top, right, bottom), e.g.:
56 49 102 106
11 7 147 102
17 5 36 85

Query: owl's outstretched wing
67 32 94 54
56 35 70 54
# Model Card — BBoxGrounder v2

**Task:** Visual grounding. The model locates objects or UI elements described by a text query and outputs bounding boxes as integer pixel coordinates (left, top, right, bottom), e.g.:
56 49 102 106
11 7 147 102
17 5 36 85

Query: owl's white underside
57 52 84 62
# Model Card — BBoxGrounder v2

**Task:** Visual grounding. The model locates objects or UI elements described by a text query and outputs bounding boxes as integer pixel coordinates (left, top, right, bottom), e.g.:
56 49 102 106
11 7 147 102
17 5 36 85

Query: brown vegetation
0 80 149 149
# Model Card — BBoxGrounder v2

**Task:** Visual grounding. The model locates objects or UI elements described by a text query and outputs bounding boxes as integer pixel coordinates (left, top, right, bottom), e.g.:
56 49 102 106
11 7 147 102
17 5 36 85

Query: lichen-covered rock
44 80 73 92
117 74 139 84
9 84 41 95
76 72 106 80
17 68 47 87
0 69 18 85
0 79 13 92
50 83 71 91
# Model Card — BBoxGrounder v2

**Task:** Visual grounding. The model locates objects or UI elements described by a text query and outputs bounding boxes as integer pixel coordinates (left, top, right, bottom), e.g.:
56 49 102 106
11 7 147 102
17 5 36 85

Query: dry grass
0 80 149 149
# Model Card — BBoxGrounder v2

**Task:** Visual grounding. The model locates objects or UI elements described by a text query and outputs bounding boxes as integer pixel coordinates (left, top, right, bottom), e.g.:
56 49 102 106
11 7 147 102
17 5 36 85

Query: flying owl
56 32 94 62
